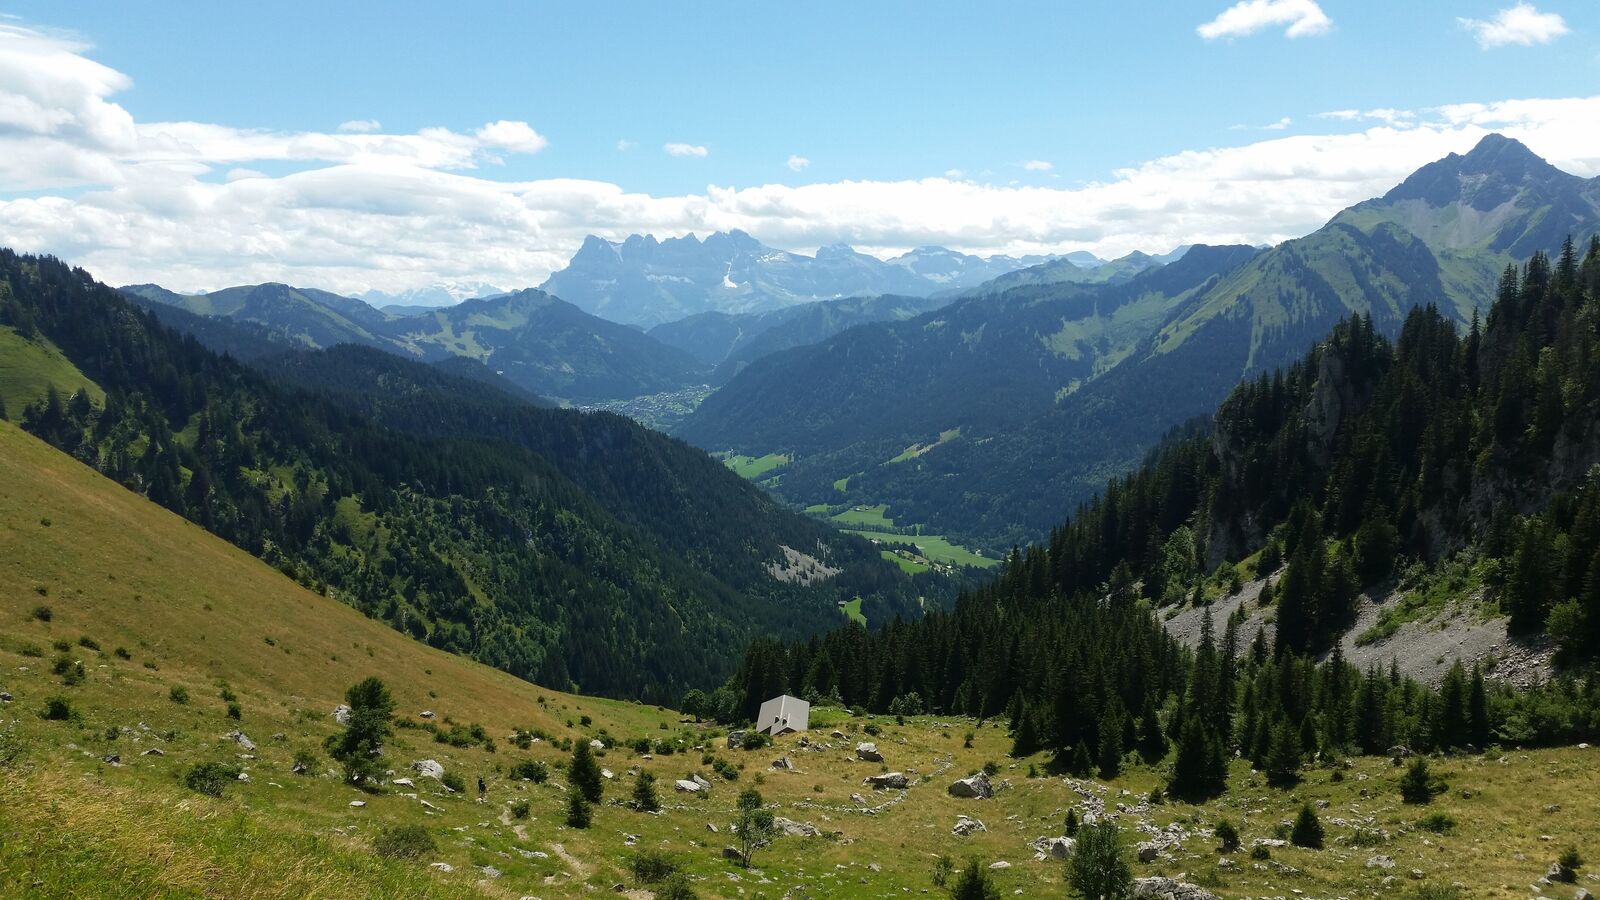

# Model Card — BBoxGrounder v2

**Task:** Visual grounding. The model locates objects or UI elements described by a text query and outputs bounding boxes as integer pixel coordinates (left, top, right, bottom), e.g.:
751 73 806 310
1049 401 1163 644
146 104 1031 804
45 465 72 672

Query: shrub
509 799 531 820
77 635 100 652
963 730 975 749
183 761 241 797
30 605 51 622
1290 804 1324 849
40 696 75 721
1064 808 1079 837
292 749 318 773
1418 812 1457 834
1214 819 1240 852
579 714 592 727
441 772 466 793
226 702 242 720
862 722 881 737
932 854 955 888
18 643 42 658
510 759 548 782
1399 758 1446 804
1557 846 1583 882
654 874 699 900
739 731 771 751
169 685 190 704
629 848 678 883
0 720 25 768
950 857 1001 900
51 638 70 652
711 757 739 781
218 684 238 703
1069 822 1131 900
373 824 435 859
1250 844 1271 860
113 647 131 660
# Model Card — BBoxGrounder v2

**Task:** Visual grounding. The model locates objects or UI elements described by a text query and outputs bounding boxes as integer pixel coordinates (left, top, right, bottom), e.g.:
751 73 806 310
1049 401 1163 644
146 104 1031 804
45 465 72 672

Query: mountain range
538 230 1061 327
676 135 1600 550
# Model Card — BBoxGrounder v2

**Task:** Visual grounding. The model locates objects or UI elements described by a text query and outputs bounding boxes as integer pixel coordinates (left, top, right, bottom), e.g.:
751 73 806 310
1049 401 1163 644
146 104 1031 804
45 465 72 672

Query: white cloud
337 119 381 134
664 142 708 158
1022 159 1054 171
474 120 548 154
1458 3 1568 48
786 154 810 172
1 22 1598 297
616 139 637 151
1198 0 1331 40
1317 108 1416 126
943 168 966 179
1263 117 1293 130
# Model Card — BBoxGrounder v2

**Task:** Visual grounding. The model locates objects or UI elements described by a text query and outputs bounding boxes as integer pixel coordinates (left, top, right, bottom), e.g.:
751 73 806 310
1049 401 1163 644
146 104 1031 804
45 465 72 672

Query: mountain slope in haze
647 292 954 375
383 288 710 403
124 282 709 404
963 248 1173 295
539 230 1050 327
680 136 1600 550
4 249 925 703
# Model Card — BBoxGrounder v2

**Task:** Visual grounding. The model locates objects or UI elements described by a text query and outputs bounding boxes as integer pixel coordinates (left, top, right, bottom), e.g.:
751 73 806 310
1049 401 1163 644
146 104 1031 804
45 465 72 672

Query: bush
1290 804 1324 849
509 759 548 783
226 702 242 720
1214 819 1240 852
739 731 771 751
711 757 739 781
0 720 25 768
40 696 75 721
509 799 531 820
373 824 435 859
932 854 955 888
1399 758 1446 804
441 771 466 793
31 605 51 622
292 749 318 773
1250 844 1271 860
113 647 131 660
949 857 1001 900
51 638 70 652
183 761 241 797
77 635 100 651
1417 812 1456 834
169 685 190 704
654 874 699 900
1557 846 1583 882
1069 822 1131 900
629 848 678 883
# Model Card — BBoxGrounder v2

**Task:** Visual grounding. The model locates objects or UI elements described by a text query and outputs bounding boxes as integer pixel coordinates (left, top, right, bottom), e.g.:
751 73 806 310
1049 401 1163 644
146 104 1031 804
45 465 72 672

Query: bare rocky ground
1163 573 1554 688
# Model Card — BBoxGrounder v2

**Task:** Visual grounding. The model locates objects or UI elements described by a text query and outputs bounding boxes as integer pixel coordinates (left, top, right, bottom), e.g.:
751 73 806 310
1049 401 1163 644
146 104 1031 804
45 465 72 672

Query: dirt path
496 805 528 842
550 842 589 878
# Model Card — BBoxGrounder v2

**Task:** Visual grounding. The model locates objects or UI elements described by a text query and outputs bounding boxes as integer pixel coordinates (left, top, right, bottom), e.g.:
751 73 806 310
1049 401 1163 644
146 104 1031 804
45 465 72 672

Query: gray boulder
856 742 882 762
1032 836 1074 859
774 817 821 837
726 730 747 749
225 729 256 752
771 756 794 770
863 772 908 790
947 772 993 799
953 816 986 836
410 759 445 780
332 704 352 725
674 779 704 793
1131 877 1220 900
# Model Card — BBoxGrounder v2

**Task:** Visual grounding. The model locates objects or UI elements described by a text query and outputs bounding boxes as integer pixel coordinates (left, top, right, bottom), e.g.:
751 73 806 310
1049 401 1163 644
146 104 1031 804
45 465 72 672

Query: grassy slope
1 421 1595 898
0 325 104 415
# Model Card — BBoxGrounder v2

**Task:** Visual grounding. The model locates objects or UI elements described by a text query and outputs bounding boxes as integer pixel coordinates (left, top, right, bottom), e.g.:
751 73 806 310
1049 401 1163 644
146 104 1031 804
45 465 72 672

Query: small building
755 694 810 736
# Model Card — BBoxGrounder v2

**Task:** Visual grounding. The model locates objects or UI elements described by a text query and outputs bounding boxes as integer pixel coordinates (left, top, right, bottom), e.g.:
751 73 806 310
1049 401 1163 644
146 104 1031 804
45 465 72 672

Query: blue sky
0 1 1596 294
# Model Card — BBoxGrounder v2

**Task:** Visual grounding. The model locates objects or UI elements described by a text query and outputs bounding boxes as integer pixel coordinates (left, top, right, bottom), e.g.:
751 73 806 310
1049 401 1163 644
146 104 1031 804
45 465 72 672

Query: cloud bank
1458 3 1569 48
1197 0 1332 40
0 22 1597 297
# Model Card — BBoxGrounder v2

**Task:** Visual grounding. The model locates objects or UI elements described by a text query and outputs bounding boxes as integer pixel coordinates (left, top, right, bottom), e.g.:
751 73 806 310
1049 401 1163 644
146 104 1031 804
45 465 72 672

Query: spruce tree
950 858 1001 900
1137 697 1167 764
570 741 604 804
1263 719 1302 787
1290 804 1324 849
1068 822 1131 900
565 790 591 828
632 771 659 812
1098 703 1125 779
323 677 394 788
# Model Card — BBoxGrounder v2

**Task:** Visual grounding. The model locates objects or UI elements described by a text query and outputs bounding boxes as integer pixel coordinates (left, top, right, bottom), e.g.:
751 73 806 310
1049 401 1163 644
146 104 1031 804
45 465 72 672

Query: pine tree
1137 696 1167 764
632 771 659 812
323 677 394 788
570 741 604 804
950 858 1001 900
1264 719 1302 787
1098 703 1125 779
1068 822 1132 900
1169 718 1226 800
565 790 591 828
1290 804 1324 849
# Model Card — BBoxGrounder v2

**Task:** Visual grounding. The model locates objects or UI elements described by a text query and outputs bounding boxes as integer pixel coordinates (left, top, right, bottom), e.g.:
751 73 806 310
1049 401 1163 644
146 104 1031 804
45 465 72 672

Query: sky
0 0 1597 296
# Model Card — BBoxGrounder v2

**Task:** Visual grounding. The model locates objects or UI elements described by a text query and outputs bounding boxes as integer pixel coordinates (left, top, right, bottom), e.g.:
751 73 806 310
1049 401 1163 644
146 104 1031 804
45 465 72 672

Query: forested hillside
0 250 927 703
720 238 1600 784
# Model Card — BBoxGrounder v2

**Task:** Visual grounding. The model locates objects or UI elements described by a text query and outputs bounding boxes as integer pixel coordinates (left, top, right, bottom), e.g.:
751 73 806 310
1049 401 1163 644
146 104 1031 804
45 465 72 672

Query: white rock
855 742 883 762
674 779 703 793
411 759 445 780
332 704 352 725
349 800 366 807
